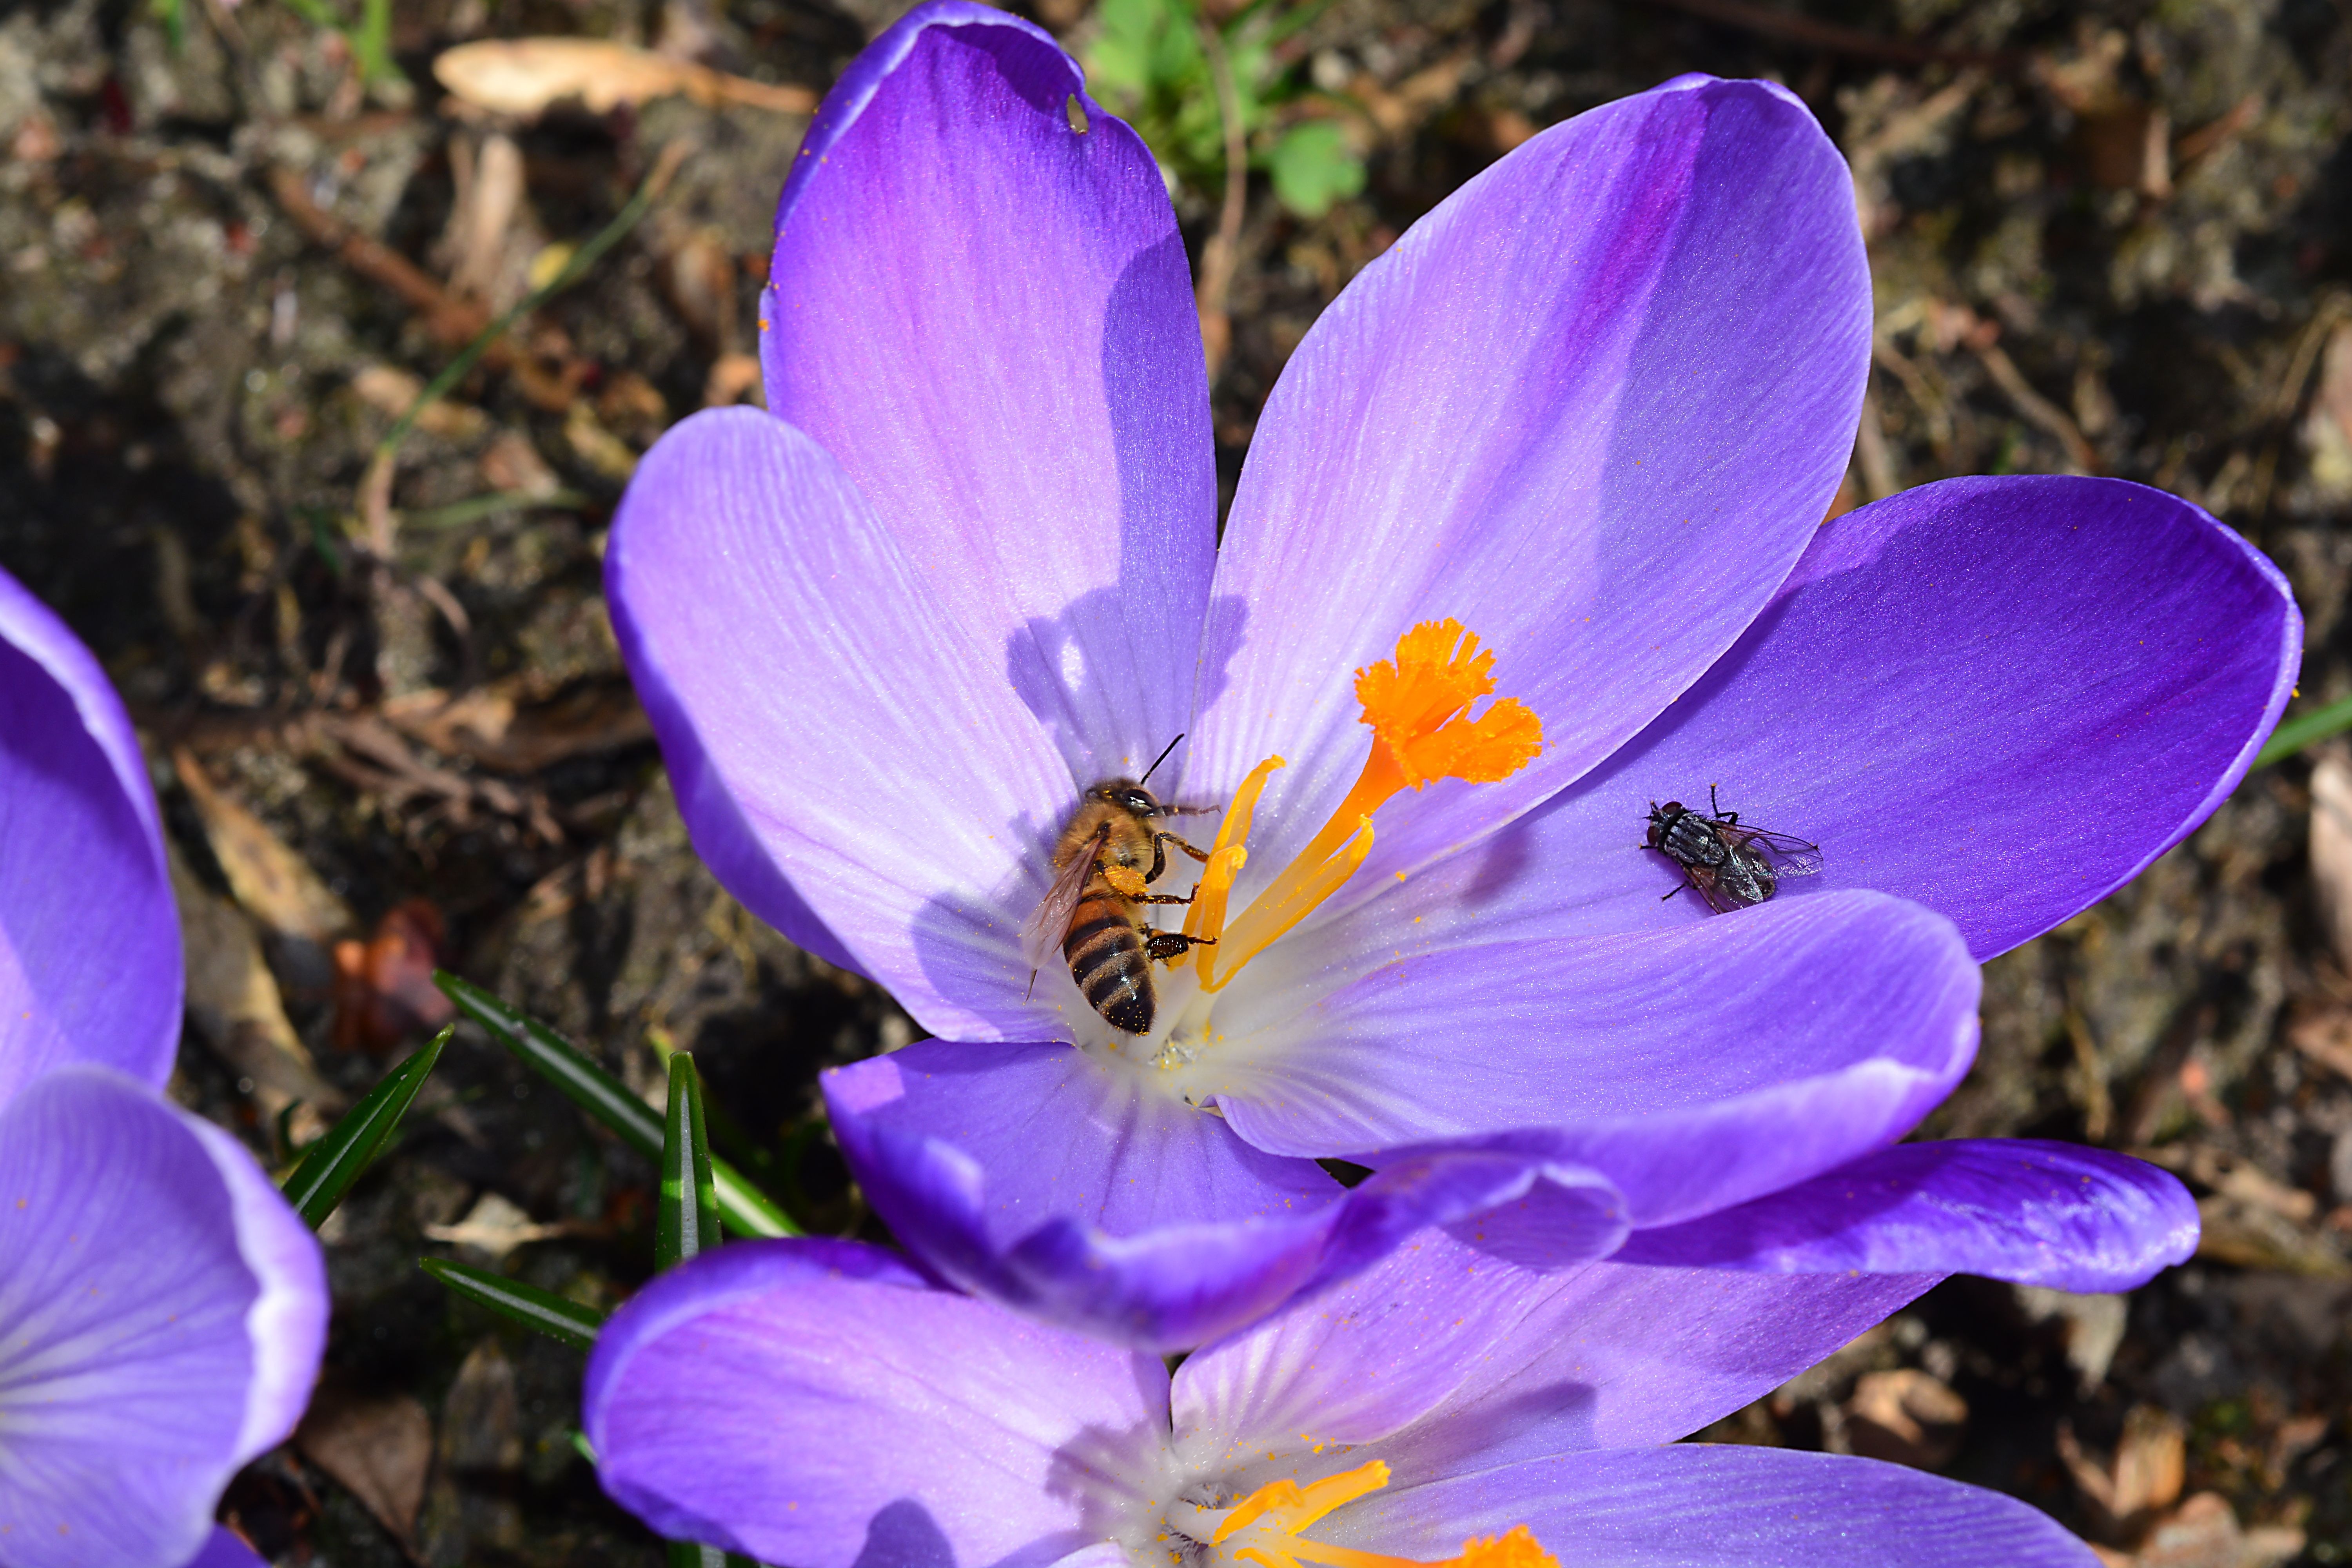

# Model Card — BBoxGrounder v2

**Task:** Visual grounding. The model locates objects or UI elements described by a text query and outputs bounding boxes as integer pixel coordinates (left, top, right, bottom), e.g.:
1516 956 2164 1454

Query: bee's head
1093 779 1163 818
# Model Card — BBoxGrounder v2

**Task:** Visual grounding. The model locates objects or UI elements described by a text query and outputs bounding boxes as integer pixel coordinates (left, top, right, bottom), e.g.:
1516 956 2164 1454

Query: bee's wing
1019 830 1104 973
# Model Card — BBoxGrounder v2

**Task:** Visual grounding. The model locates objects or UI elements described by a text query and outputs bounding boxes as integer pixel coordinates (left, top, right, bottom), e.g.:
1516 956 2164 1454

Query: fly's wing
1019 829 1105 972
1721 824 1824 877
1684 865 1749 915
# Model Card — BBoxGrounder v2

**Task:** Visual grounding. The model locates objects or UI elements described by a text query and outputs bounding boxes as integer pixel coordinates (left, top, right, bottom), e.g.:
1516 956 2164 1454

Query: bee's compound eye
1119 789 1157 815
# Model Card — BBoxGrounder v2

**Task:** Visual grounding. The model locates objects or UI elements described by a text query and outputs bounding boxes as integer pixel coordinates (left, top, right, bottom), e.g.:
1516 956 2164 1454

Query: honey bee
1644 784 1823 913
1019 737 1213 1034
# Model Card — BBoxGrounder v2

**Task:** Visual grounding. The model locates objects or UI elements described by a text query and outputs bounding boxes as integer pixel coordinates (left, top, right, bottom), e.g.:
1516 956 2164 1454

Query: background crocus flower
583 1232 2114 1568
607 6 2292 1345
0 567 328 1568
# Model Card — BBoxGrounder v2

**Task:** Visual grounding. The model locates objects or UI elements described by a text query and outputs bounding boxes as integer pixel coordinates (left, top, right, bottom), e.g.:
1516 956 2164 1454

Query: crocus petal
1482 475 2300 958
0 568 181 1103
1187 75 1868 903
182 1528 269 1568
825 1043 1624 1349
584 1238 1167 1568
1330 1446 2096 1568
1179 1229 1932 1475
760 1 1215 786
609 407 1075 1034
1207 889 1979 1225
0 1068 327 1568
1613 1138 2198 1291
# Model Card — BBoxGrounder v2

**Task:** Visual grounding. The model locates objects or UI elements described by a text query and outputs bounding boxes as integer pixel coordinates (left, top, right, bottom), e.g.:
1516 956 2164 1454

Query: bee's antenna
1139 733 1185 787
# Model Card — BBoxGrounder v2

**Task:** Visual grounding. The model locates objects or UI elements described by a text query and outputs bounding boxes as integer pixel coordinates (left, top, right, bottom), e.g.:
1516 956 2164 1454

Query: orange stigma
1207 1460 1558 1568
1180 619 1541 991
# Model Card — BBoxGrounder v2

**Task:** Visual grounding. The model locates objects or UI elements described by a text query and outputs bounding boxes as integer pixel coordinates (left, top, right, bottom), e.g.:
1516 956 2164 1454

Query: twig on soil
1196 20 1249 385
359 139 693 550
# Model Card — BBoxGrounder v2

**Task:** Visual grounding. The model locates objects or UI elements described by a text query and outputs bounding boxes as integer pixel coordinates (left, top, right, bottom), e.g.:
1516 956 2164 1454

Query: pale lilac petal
0 1068 327 1568
761 1 1214 785
1329 1446 2096 1567
1207 890 1980 1225
1614 1139 2198 1291
824 1044 1624 1349
608 408 1072 1035
182 1120 330 1461
0 568 181 1103
584 1238 1166 1566
1465 476 2300 957
1179 1230 1931 1473
1185 76 1869 909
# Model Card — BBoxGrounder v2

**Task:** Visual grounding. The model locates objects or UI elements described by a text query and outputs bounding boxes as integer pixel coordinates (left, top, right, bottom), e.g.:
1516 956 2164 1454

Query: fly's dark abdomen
1065 892 1154 1034
1717 848 1776 906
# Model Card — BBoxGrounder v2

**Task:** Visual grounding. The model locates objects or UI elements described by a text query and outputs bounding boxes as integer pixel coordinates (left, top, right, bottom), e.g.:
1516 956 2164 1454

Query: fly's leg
1707 783 1738 824
1145 931 1215 966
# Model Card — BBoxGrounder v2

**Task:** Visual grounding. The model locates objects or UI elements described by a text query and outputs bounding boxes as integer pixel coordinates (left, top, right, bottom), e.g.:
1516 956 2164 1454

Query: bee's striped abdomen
1065 890 1154 1034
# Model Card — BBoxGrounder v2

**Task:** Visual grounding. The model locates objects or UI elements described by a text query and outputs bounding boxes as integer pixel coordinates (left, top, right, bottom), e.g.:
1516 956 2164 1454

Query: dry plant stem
1196 20 1249 384
359 140 693 551
1971 337 2100 474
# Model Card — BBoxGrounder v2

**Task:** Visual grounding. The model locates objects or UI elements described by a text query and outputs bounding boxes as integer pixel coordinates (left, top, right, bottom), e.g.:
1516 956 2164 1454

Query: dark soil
4 0 2350 1562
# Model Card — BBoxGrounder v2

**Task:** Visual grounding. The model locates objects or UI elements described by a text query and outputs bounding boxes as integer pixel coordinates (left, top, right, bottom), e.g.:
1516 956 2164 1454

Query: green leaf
434 973 802 1239
1268 121 1365 217
280 1025 451 1228
420 1257 606 1351
2256 688 2346 767
658 1054 720 1270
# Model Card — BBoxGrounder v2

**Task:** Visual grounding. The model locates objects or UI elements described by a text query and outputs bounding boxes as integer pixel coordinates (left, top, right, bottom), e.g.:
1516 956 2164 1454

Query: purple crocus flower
606 5 2294 1348
583 1230 2114 1567
0 567 328 1568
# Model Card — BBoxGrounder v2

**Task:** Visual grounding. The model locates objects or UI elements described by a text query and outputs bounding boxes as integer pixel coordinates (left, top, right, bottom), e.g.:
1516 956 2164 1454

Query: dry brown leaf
422 1191 573 1259
704 350 763 407
2132 1492 2304 1568
169 840 342 1127
297 1385 434 1550
433 38 815 120
1843 1368 1967 1469
2061 1405 2187 1542
350 365 490 441
448 132 529 305
174 749 356 944
2310 755 2352 963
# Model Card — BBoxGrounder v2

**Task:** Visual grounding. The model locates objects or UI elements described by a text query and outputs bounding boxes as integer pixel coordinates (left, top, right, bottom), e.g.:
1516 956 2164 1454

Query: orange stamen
1189 620 1541 991
1209 1461 1558 1568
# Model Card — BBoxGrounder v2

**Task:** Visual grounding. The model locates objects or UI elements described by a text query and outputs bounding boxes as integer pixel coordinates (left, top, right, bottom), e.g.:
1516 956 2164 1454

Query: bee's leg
1145 931 1214 966
1131 890 1195 906
1154 832 1213 866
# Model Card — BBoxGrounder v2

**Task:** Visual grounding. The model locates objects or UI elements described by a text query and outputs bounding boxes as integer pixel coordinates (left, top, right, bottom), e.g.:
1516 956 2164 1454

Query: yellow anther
1209 1459 1555 1568
1183 621 1541 992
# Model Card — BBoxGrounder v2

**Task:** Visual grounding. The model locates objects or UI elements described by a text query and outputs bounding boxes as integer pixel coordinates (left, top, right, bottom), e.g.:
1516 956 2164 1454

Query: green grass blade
2256 691 2352 768
281 1025 451 1227
658 1054 719 1269
420 1258 606 1351
434 972 802 1238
